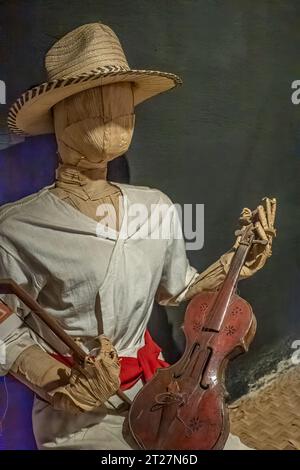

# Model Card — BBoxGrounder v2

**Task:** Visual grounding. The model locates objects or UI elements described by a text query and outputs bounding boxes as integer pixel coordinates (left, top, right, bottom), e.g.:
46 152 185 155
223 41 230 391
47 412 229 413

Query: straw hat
8 22 182 136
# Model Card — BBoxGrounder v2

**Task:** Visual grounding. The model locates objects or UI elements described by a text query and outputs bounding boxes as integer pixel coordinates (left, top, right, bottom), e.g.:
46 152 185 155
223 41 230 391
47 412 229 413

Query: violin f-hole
199 346 213 390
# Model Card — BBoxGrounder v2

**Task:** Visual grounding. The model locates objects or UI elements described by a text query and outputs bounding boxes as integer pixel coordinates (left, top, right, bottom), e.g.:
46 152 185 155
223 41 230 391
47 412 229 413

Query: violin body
129 291 256 450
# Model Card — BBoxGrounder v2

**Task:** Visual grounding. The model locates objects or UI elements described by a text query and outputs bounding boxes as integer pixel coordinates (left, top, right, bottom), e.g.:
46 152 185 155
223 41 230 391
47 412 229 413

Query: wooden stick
0 278 86 366
0 278 132 405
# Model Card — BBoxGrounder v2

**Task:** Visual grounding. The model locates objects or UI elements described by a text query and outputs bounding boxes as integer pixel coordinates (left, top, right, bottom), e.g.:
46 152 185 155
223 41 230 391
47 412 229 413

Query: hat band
48 63 131 81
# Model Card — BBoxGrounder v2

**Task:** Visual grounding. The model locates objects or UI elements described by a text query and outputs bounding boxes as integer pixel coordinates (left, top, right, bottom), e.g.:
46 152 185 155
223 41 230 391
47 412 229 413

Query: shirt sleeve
0 246 40 375
155 200 198 306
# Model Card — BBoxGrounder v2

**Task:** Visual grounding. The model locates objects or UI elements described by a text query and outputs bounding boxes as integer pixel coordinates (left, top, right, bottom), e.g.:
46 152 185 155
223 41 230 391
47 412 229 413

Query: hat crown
45 23 130 80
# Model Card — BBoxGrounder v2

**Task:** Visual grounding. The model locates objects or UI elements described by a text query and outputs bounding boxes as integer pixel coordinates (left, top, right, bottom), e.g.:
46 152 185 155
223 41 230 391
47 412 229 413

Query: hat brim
8 68 182 136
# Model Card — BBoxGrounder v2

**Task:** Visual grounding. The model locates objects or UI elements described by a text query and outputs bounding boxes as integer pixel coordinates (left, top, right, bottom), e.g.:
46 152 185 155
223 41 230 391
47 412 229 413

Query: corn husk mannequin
10 82 276 413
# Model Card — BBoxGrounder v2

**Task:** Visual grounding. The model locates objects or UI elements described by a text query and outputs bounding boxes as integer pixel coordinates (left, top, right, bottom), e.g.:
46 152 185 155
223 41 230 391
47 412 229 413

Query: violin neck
203 241 252 332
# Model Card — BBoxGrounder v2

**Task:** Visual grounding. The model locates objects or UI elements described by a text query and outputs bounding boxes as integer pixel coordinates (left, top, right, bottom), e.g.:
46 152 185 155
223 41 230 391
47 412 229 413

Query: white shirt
0 183 197 375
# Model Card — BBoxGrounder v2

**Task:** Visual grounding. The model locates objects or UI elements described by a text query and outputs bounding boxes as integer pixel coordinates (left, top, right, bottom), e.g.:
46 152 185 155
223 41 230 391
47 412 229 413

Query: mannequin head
53 82 135 173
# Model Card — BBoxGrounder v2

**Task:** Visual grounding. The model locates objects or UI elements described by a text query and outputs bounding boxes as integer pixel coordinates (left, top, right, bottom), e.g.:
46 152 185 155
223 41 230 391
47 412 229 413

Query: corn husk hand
221 197 277 278
51 335 120 413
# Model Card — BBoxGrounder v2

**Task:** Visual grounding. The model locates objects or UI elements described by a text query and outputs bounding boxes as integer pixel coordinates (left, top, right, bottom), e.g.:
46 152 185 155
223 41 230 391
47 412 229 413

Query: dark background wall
0 0 300 449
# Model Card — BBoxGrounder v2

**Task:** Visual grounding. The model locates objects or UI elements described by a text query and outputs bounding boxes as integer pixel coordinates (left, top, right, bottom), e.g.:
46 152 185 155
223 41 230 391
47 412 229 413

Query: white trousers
32 380 251 450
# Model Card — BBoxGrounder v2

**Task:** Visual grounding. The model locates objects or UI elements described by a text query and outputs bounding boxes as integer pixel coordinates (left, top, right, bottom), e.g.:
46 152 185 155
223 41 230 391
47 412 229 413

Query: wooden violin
129 223 266 450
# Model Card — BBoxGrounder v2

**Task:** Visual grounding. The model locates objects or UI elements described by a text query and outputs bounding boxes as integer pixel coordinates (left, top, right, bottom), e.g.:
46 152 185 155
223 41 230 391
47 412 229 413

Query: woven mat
229 364 300 450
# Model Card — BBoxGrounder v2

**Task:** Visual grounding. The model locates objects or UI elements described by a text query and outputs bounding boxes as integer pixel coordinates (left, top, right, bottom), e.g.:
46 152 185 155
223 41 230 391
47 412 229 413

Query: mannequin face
53 82 135 168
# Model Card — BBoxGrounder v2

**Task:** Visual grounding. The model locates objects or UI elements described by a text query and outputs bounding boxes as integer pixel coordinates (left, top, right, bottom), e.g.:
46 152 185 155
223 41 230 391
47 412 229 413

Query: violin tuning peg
253 239 268 246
